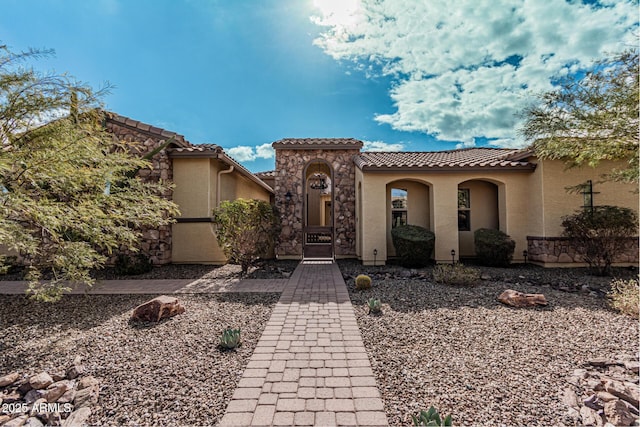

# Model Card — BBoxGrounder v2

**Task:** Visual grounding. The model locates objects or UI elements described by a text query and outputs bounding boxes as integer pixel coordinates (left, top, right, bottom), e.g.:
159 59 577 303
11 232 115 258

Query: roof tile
272 138 363 149
355 148 535 171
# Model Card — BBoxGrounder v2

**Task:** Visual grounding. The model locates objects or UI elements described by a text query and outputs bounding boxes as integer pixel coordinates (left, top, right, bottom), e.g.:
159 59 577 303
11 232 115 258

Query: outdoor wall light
373 248 378 266
284 191 293 203
450 249 456 264
523 249 528 264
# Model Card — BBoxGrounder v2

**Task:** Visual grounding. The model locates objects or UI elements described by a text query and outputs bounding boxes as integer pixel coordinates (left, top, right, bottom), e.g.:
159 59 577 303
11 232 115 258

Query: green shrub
113 253 153 276
391 225 435 268
562 205 638 276
355 274 372 290
220 328 242 349
367 297 382 314
474 228 515 267
432 263 481 286
412 406 452 426
0 255 18 275
608 277 639 318
212 199 281 274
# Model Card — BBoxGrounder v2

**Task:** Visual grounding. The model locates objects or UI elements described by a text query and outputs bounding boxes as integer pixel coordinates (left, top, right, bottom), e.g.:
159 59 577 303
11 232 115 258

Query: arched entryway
385 179 432 257
303 160 334 258
457 179 500 257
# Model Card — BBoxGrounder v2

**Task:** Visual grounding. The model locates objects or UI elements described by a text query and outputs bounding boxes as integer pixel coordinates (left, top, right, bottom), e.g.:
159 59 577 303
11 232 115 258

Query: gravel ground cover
0 293 279 426
0 259 300 281
339 260 639 426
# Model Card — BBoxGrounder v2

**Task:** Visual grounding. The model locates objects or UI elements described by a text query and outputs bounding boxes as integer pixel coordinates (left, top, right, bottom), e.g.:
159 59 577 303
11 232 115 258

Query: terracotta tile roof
354 148 536 172
169 143 223 154
272 138 363 149
104 112 190 148
255 170 276 178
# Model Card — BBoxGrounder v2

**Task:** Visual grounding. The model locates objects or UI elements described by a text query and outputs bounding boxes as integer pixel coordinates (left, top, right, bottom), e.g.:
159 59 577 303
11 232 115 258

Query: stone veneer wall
526 236 639 265
104 121 174 265
274 148 359 258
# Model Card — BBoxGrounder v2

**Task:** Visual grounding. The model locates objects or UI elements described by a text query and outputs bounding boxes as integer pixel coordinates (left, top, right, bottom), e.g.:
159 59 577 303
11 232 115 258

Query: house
104 116 639 267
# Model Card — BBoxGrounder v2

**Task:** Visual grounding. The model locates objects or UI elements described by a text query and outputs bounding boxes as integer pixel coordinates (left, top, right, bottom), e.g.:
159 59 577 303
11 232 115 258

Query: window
458 188 470 231
391 188 407 228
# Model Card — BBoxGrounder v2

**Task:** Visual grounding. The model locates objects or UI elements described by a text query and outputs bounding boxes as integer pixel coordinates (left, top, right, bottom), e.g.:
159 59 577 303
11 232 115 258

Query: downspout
216 164 234 207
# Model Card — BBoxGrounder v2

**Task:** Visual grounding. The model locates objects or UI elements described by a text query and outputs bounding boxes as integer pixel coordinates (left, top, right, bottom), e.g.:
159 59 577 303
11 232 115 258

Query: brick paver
219 260 388 426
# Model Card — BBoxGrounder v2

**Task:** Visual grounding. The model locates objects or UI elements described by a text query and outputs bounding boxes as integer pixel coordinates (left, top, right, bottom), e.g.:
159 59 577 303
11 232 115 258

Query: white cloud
362 140 405 151
226 143 275 162
311 0 638 148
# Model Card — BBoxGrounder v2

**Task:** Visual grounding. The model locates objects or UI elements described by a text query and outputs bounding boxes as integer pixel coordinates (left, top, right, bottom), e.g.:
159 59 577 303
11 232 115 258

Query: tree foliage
562 206 637 276
0 45 179 301
520 50 639 184
212 199 280 274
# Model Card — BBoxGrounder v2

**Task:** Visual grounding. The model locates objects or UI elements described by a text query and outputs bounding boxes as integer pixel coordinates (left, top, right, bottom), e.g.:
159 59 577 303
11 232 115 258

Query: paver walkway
219 260 388 426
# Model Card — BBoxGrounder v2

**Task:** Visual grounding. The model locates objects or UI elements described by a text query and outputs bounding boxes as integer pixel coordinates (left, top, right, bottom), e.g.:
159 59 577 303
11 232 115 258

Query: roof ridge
103 110 191 148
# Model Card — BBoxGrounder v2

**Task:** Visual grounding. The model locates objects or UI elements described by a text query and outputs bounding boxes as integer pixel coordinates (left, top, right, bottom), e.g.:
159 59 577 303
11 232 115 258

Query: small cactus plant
355 274 372 290
412 406 452 426
220 328 241 349
367 297 382 314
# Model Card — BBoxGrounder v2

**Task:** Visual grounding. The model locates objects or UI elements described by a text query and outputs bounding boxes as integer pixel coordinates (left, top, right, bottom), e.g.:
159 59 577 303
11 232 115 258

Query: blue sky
1 0 637 172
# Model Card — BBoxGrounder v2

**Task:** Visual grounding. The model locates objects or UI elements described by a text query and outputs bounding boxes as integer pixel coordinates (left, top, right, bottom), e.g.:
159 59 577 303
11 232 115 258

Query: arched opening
457 179 500 257
303 160 334 258
385 179 431 257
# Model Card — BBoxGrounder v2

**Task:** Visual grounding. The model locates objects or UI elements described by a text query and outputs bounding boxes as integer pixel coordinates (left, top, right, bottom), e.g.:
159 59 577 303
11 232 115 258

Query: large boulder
131 295 185 322
498 289 548 308
390 225 435 268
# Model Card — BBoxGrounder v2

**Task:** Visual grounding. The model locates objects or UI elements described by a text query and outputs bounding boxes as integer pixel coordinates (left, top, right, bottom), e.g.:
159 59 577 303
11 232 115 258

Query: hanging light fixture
309 162 327 190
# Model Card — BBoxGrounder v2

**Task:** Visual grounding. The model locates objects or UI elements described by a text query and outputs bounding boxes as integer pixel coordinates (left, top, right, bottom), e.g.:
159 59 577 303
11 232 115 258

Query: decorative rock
50 371 67 382
29 373 53 390
56 388 76 404
24 389 46 404
65 365 84 380
589 358 613 367
562 388 579 408
62 407 91 427
44 381 70 403
0 414 11 424
24 417 44 427
73 386 99 409
583 394 603 411
2 390 21 403
604 399 637 427
497 289 548 308
0 372 20 387
76 376 98 392
3 415 29 427
624 360 640 374
131 295 185 322
596 391 618 402
579 405 601 426
605 380 639 407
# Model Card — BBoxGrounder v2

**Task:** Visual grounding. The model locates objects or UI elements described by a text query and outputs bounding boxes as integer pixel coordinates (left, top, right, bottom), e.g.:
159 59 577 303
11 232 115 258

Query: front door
303 161 333 259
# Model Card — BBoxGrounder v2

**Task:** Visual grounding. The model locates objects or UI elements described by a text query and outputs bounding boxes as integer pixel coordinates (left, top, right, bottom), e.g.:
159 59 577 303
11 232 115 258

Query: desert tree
0 44 179 301
520 49 639 185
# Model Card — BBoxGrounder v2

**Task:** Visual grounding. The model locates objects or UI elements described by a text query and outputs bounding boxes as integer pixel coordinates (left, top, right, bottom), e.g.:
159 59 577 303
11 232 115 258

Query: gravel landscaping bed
0 259 299 281
0 293 279 426
339 260 639 426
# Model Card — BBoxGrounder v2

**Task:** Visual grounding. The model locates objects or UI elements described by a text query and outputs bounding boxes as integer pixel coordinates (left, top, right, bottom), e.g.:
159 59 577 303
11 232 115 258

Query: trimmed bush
391 225 435 268
562 205 638 276
432 263 481 286
355 274 372 290
213 199 281 274
608 277 639 318
474 228 515 267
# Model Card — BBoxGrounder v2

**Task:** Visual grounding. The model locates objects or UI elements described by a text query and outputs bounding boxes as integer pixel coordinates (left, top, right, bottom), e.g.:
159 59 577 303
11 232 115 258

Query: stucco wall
458 180 499 257
171 157 272 264
538 159 639 236
359 170 534 264
385 180 431 256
